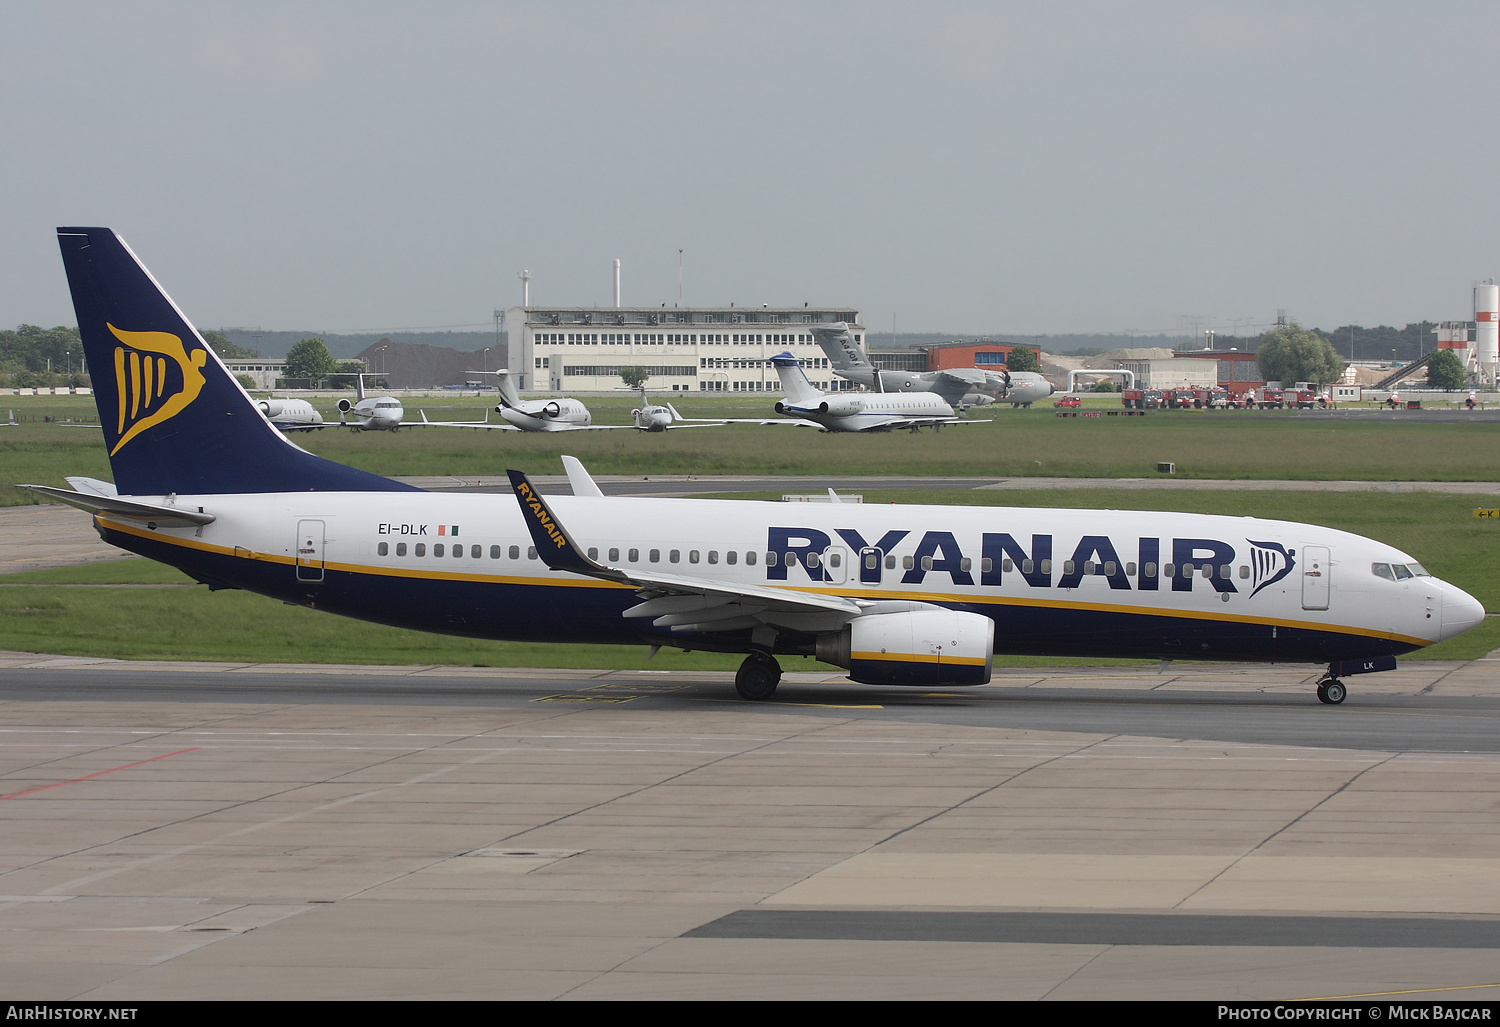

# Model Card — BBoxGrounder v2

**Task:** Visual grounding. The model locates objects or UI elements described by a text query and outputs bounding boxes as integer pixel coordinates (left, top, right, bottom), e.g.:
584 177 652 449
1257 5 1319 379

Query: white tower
614 259 621 308
518 269 532 307
1475 279 1499 383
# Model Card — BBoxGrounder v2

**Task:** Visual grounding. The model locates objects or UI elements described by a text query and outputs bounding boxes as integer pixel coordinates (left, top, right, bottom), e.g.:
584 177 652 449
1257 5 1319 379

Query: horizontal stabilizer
21 484 215 526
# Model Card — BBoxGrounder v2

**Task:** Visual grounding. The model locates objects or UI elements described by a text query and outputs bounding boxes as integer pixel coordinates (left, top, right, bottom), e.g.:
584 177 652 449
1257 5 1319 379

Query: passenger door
1301 545 1330 611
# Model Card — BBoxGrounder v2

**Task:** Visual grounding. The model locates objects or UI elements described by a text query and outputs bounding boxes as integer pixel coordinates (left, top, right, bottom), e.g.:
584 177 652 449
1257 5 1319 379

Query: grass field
2 488 1494 667
5 393 1500 508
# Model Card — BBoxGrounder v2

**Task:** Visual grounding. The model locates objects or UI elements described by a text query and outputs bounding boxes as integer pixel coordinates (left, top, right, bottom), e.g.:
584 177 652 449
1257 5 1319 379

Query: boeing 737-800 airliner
27 228 1485 703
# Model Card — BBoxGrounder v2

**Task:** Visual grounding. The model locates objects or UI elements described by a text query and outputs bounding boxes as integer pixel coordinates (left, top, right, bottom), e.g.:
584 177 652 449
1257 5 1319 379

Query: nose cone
380 406 404 426
1439 581 1486 641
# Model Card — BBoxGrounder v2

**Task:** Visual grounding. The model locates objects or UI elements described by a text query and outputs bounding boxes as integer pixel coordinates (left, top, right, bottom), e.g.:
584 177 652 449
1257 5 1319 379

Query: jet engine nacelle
257 400 284 418
337 398 353 413
816 609 994 686
539 401 561 419
818 397 862 417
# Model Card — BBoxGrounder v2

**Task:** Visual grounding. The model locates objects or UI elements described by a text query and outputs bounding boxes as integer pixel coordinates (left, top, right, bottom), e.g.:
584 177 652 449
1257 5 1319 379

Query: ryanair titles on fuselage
764 525 1296 596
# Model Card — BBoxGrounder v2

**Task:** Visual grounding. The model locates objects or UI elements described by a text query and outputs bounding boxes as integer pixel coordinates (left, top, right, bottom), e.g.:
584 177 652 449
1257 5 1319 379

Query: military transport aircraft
812 322 1056 408
28 227 1485 705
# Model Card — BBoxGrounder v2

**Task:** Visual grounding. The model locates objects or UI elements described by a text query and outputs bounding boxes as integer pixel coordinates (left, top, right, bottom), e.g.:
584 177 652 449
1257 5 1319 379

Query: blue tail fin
56 228 415 496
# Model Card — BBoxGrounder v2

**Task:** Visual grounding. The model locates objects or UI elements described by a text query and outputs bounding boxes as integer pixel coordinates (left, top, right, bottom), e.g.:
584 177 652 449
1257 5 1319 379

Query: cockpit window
1372 563 1396 581
1409 563 1430 576
1392 564 1413 580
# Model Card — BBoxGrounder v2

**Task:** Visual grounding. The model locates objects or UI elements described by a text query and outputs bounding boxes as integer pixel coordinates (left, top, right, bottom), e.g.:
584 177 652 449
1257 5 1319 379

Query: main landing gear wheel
735 654 782 701
1316 679 1347 705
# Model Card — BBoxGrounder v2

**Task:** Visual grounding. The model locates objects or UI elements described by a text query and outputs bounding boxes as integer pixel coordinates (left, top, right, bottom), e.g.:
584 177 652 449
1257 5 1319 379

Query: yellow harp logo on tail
106 323 208 456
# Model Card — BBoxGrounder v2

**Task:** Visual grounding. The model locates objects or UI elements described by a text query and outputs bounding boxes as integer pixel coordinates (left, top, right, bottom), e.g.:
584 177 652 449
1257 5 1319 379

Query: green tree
1426 348 1468 391
284 337 337 386
235 373 258 391
619 366 650 389
1092 379 1117 393
1005 346 1041 373
1256 324 1344 386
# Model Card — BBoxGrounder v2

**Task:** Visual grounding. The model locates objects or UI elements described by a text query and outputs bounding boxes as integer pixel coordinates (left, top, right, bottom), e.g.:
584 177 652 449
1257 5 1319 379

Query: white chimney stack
614 259 621 308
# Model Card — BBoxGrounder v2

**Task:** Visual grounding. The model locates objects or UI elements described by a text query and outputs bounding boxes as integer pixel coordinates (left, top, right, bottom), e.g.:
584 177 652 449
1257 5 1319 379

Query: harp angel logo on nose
106 323 208 455
1247 540 1296 598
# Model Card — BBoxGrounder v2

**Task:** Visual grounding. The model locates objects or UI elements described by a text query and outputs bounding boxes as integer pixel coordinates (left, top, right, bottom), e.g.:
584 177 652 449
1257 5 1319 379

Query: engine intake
817 609 994 686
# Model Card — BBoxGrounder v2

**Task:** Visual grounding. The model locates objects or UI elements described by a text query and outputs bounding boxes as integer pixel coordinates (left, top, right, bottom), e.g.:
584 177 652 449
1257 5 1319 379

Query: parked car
1053 395 1081 408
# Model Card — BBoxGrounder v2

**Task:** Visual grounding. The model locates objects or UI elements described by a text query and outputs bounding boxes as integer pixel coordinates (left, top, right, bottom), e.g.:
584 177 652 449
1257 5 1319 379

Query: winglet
561 455 604 497
506 469 606 576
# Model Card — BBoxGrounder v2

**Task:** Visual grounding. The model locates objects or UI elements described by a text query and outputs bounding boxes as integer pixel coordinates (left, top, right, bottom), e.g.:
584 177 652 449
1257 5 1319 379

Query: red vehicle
1247 387 1285 409
1121 389 1163 410
1290 388 1319 409
1053 395 1081 409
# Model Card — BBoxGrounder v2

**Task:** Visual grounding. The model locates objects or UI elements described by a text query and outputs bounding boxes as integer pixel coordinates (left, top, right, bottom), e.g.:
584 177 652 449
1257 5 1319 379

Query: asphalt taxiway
1 652 1498 1000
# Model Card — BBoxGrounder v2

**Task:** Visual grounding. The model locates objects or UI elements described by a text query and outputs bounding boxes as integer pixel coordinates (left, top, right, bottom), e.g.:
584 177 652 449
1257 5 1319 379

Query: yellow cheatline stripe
851 651 987 666
93 517 1433 647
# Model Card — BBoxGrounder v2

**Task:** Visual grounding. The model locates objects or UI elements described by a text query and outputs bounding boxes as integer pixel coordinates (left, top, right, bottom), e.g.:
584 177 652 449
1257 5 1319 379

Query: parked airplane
770 352 980 431
334 373 404 431
257 397 325 432
812 322 1056 408
31 227 1485 706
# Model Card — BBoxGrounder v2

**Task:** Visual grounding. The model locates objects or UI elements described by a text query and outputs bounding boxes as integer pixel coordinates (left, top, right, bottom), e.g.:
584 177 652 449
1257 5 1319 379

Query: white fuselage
93 491 1483 664
632 404 673 431
779 390 958 431
499 398 593 431
342 397 404 431
258 398 324 431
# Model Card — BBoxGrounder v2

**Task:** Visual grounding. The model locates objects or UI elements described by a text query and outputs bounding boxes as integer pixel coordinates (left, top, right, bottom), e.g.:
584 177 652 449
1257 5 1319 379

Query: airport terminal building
505 305 864 394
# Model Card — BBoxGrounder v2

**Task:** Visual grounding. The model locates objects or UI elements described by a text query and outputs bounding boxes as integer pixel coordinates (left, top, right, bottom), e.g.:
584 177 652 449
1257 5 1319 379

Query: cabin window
415 543 426 557
1104 561 1116 576
726 551 736 565
490 545 501 559
958 557 971 573
1162 563 1174 578
903 555 914 570
471 545 481 558
1202 566 1213 579
1238 565 1248 578
587 547 598 561
1125 562 1136 576
689 550 700 564
867 553 880 570
670 550 681 564
396 543 407 557
628 548 639 562
434 544 445 557
378 542 388 556
766 552 778 567
1218 565 1229 579
509 545 520 560
708 551 718 564
829 552 841 568
886 555 896 569
920 556 933 571
1084 561 1096 575
650 549 660 563
527 546 537 560
1002 558 1013 573
1181 563 1193 577
745 551 756 566
609 548 620 562
806 552 821 569
786 552 800 567
1063 560 1076 575
980 557 992 573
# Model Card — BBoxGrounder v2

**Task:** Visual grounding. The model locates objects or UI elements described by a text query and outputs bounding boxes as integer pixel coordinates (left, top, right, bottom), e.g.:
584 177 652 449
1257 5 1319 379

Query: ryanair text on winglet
515 480 568 549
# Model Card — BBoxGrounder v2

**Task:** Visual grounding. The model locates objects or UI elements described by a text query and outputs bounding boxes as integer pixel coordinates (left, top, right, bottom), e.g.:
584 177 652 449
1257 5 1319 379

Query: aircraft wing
20 484 215 527
506 469 869 633
412 410 519 431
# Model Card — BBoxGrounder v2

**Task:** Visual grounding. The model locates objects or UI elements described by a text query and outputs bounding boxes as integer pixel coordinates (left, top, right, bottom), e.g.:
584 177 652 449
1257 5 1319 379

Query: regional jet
334 373 404 431
813 322 1055 407
770 352 980 431
257 397 325 432
29 227 1485 706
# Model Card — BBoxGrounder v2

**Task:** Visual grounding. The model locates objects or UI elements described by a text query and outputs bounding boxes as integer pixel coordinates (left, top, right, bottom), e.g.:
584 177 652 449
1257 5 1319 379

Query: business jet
770 352 980 431
334 373 404 431
256 397 325 432
29 228 1485 707
812 323 1055 408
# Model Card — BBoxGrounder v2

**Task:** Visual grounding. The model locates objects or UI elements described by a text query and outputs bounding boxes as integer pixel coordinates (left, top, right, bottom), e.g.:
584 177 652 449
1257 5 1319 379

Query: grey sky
3 2 1495 338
